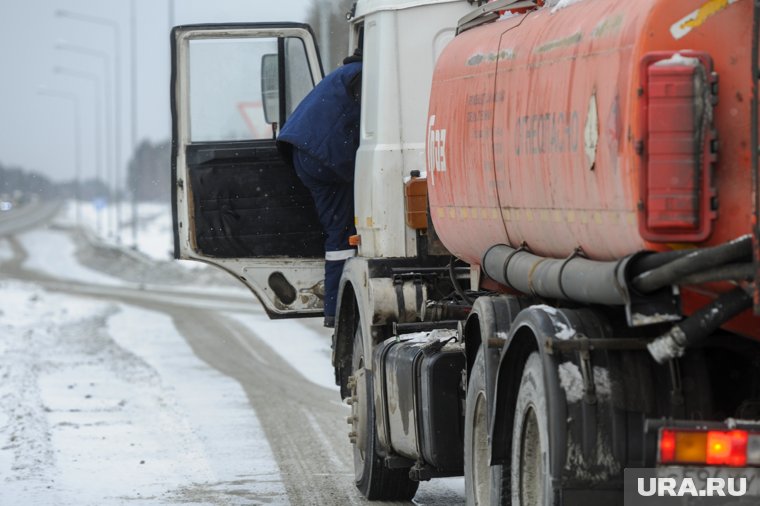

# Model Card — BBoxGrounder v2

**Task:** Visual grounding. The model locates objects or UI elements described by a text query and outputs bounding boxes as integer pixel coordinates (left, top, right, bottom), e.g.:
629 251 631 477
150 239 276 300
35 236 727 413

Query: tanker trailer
419 0 760 503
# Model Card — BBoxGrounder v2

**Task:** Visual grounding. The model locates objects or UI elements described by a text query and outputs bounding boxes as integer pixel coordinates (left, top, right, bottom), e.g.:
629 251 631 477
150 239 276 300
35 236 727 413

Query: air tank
427 0 754 266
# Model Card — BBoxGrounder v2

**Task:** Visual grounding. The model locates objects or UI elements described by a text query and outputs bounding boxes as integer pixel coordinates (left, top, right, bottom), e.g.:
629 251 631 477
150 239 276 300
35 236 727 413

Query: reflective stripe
325 249 357 261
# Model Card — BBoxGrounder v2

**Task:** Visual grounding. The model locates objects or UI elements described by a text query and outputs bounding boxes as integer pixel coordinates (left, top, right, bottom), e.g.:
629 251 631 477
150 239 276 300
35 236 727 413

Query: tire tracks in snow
170 311 363 506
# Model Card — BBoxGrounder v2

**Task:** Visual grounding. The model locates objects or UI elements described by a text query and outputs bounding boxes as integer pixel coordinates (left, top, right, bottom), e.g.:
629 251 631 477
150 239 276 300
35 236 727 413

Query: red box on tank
647 57 705 232
639 51 717 242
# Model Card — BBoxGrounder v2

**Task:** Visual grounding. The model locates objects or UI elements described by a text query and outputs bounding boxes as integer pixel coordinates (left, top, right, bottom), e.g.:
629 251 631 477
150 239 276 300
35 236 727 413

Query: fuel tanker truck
171 0 760 503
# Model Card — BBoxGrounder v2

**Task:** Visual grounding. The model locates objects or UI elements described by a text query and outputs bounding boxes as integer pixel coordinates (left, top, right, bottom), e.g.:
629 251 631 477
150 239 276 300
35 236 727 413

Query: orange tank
428 0 752 264
427 0 758 338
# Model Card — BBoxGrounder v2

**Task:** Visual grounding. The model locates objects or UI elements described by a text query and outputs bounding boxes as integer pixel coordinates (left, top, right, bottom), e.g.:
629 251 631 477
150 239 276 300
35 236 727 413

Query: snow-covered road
0 206 465 505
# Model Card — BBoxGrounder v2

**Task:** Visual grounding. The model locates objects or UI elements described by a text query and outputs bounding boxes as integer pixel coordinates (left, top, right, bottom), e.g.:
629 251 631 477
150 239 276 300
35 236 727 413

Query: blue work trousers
293 149 357 318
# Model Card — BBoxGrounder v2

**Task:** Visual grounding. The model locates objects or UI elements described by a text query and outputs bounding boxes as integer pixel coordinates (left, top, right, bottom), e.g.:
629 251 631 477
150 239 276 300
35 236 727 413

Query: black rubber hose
632 235 752 294
647 287 753 364
630 249 694 276
677 263 756 285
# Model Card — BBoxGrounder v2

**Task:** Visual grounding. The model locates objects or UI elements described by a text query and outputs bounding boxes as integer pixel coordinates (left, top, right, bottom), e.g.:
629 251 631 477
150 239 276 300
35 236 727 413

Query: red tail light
658 428 751 467
659 429 677 463
706 430 748 467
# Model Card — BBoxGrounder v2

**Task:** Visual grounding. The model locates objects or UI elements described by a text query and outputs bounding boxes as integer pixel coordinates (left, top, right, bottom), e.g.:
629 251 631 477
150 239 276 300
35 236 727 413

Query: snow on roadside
227 312 337 392
57 200 181 264
16 222 248 299
0 238 12 262
129 203 180 262
18 228 124 286
0 280 286 505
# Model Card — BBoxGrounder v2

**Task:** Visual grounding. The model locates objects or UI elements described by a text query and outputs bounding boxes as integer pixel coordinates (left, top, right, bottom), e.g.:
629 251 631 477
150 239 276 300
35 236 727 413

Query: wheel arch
464 296 531 416
334 277 360 399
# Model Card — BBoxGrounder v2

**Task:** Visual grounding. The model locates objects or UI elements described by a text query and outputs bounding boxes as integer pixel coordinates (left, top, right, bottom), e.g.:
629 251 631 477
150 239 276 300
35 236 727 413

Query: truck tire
350 326 419 500
464 347 507 505
510 352 552 506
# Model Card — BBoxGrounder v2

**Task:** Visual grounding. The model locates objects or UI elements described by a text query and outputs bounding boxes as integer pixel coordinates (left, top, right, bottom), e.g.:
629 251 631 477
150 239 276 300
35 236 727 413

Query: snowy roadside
0 280 287 506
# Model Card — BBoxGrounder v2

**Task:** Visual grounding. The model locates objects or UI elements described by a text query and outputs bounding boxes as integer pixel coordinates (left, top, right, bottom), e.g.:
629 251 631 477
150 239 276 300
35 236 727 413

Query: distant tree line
0 161 120 202
1 137 171 204
0 162 58 199
127 139 171 202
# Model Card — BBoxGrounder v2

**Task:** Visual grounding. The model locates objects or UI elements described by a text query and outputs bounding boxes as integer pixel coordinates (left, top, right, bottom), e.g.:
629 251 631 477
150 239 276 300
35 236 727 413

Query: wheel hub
348 368 368 455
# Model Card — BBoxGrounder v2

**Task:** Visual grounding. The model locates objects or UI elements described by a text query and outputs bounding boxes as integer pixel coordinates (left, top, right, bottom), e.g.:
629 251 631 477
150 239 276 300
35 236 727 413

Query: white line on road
300 406 351 474
222 321 267 364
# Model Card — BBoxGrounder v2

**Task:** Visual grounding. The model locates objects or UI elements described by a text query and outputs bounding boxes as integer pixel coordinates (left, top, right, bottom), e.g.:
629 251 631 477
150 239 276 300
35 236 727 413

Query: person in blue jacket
277 49 362 328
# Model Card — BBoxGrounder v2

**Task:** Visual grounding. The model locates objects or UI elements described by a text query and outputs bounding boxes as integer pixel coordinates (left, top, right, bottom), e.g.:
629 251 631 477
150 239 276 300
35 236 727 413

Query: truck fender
463 296 530 424
333 258 372 399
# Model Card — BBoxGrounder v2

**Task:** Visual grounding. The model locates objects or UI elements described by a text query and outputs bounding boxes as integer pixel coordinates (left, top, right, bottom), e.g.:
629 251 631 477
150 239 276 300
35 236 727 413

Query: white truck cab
350 0 469 259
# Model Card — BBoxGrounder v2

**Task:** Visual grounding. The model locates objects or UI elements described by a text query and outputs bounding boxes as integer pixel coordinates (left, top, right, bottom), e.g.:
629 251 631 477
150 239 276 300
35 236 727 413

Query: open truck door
171 24 325 318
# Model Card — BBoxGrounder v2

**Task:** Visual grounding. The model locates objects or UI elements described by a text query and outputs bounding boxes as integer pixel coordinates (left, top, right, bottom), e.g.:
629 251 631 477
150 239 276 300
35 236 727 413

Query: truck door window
285 37 314 119
188 36 314 142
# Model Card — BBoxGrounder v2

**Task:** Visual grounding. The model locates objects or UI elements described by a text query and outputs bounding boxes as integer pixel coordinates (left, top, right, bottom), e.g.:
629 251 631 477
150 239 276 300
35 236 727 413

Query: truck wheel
510 352 551 506
350 326 419 500
465 347 507 505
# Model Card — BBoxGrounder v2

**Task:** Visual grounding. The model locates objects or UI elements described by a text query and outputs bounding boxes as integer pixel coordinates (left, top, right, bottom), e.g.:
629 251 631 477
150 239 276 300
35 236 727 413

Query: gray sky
0 0 315 183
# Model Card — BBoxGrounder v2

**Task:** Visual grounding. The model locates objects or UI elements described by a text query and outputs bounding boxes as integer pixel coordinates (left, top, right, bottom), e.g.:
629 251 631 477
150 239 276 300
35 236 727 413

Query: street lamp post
54 66 105 235
130 0 139 249
55 42 115 238
38 89 82 225
56 9 124 244
319 1 331 71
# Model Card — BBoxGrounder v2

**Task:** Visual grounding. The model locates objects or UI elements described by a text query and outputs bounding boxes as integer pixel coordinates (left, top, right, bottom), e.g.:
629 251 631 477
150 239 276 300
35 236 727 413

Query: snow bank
56 200 177 263
18 228 124 286
0 238 12 262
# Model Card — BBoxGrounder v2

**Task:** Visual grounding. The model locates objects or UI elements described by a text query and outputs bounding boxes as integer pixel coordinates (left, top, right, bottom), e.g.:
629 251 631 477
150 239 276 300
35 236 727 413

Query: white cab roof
355 0 466 18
